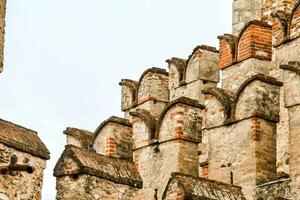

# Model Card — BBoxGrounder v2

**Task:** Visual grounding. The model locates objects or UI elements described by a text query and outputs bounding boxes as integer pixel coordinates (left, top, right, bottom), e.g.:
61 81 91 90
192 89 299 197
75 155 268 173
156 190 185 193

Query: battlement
54 0 300 199
219 21 272 69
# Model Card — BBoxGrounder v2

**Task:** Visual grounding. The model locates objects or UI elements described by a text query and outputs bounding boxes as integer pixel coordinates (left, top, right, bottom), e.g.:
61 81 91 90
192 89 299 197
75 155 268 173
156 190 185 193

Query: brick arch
130 109 157 140
288 0 300 38
231 74 283 121
218 34 236 69
235 20 272 62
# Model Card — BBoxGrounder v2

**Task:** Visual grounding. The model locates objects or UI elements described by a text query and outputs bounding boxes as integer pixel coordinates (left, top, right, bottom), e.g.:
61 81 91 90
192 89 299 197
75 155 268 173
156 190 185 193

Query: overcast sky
0 0 232 199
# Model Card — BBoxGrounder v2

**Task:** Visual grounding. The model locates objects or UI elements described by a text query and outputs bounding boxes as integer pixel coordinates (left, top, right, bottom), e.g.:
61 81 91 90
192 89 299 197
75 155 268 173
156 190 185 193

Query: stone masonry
53 0 300 199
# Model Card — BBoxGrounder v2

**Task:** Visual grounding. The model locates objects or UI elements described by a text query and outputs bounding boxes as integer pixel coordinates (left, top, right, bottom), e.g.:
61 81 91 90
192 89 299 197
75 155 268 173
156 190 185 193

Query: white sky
0 1 232 199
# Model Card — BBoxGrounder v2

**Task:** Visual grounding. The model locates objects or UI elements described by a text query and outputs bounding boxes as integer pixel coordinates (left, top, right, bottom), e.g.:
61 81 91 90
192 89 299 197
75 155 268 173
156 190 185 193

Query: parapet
219 21 272 70
64 127 93 149
202 74 282 128
0 118 50 160
92 116 133 160
166 45 219 102
53 145 142 188
232 74 282 122
130 97 204 150
185 45 219 84
120 67 169 112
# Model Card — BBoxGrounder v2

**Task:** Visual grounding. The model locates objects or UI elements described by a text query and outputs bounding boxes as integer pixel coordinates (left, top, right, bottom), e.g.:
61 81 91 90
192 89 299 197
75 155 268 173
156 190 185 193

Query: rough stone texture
167 46 219 103
54 0 300 199
221 59 276 93
54 145 142 199
256 178 293 199
0 118 50 160
207 118 277 199
92 116 133 160
131 98 203 200
232 0 263 35
0 143 46 200
281 63 300 197
56 174 139 200
162 173 246 200
64 127 93 149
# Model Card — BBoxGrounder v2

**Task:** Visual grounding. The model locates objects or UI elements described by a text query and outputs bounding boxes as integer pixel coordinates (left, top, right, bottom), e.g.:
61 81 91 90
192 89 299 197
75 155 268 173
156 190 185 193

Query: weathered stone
163 173 246 200
53 0 300 199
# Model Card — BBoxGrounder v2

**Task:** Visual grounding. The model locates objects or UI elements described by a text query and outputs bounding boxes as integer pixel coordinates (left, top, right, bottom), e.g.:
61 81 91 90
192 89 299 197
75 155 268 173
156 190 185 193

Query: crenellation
92 116 133 161
51 0 300 199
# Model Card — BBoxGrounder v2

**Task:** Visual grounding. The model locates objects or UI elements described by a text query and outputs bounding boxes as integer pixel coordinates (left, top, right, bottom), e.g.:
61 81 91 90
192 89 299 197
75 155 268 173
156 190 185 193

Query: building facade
54 0 300 199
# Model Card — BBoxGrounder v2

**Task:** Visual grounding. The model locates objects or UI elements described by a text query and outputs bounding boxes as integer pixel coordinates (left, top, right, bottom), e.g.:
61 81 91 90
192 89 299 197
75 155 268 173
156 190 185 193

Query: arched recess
231 74 282 121
156 97 204 141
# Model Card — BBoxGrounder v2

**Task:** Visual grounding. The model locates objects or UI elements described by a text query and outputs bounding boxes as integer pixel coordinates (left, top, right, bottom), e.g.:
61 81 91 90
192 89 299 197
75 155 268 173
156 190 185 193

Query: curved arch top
155 97 204 139
130 109 157 140
280 61 300 76
231 74 283 121
202 87 233 122
92 116 132 143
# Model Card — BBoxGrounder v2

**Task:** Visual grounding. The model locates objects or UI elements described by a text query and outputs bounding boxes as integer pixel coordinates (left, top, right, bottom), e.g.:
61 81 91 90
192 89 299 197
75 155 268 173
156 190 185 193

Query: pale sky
0 1 232 199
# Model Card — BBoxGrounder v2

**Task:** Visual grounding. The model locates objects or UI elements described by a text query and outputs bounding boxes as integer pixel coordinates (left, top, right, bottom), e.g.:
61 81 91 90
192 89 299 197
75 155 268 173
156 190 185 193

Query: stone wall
0 143 46 200
92 116 133 160
131 98 203 200
256 178 293 199
56 175 139 200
